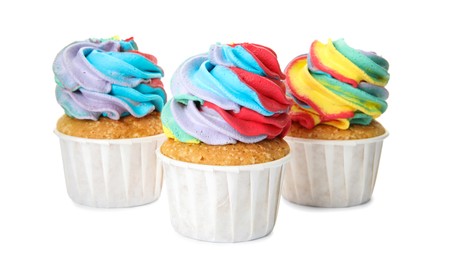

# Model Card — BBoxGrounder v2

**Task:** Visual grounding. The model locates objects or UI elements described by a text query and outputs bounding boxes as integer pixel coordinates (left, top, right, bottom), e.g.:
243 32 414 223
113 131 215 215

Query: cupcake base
56 113 163 139
158 149 290 242
160 138 290 166
282 131 388 207
55 130 166 208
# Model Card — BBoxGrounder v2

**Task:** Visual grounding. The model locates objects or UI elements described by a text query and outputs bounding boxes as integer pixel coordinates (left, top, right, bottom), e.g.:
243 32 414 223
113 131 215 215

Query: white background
1 0 450 259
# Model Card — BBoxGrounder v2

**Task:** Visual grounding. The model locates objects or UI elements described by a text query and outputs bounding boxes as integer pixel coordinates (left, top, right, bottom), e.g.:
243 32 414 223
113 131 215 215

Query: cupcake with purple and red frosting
158 42 291 242
54 36 167 208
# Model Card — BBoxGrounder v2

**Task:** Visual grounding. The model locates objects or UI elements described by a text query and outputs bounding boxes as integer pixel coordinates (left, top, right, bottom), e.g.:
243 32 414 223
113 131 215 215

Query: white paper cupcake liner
157 150 290 243
282 132 388 208
55 130 166 208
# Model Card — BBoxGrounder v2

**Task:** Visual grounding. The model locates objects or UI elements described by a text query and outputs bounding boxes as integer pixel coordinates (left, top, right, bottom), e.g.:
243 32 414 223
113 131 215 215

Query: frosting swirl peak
285 38 390 129
54 37 166 120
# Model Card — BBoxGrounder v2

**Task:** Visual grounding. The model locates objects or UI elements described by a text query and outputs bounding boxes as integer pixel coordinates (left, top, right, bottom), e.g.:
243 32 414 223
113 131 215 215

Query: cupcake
54 36 167 208
158 43 291 242
283 38 390 207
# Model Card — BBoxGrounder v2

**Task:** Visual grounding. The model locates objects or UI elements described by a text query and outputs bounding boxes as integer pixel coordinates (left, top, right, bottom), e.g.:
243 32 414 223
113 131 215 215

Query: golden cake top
287 120 386 140
56 112 163 139
160 138 289 166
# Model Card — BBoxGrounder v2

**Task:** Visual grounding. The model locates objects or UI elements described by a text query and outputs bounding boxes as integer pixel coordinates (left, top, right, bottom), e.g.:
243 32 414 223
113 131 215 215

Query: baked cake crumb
56 112 163 139
160 138 290 166
287 120 386 140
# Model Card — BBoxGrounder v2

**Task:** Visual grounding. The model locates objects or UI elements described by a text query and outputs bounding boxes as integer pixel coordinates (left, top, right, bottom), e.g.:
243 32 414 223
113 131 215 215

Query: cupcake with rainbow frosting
54 36 167 208
283 38 390 207
158 42 291 242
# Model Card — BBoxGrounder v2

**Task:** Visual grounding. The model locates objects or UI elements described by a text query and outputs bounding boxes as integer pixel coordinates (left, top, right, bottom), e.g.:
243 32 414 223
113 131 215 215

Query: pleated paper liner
282 132 388 207
158 150 290 242
55 130 166 208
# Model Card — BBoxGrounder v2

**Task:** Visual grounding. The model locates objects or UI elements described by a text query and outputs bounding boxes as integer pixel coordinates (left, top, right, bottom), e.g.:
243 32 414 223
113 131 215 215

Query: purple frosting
54 38 165 120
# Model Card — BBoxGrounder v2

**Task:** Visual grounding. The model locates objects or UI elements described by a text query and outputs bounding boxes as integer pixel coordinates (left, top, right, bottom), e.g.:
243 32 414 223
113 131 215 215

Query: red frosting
230 67 290 113
204 101 291 139
230 43 286 80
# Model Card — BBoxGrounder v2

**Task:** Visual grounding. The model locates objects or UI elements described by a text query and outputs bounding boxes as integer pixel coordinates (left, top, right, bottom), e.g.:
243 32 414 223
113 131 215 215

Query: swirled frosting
285 39 390 129
54 37 166 120
162 43 291 145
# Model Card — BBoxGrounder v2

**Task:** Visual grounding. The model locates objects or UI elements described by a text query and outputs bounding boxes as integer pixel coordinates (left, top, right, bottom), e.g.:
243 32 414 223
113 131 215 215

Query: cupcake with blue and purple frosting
54 36 167 208
158 42 291 242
